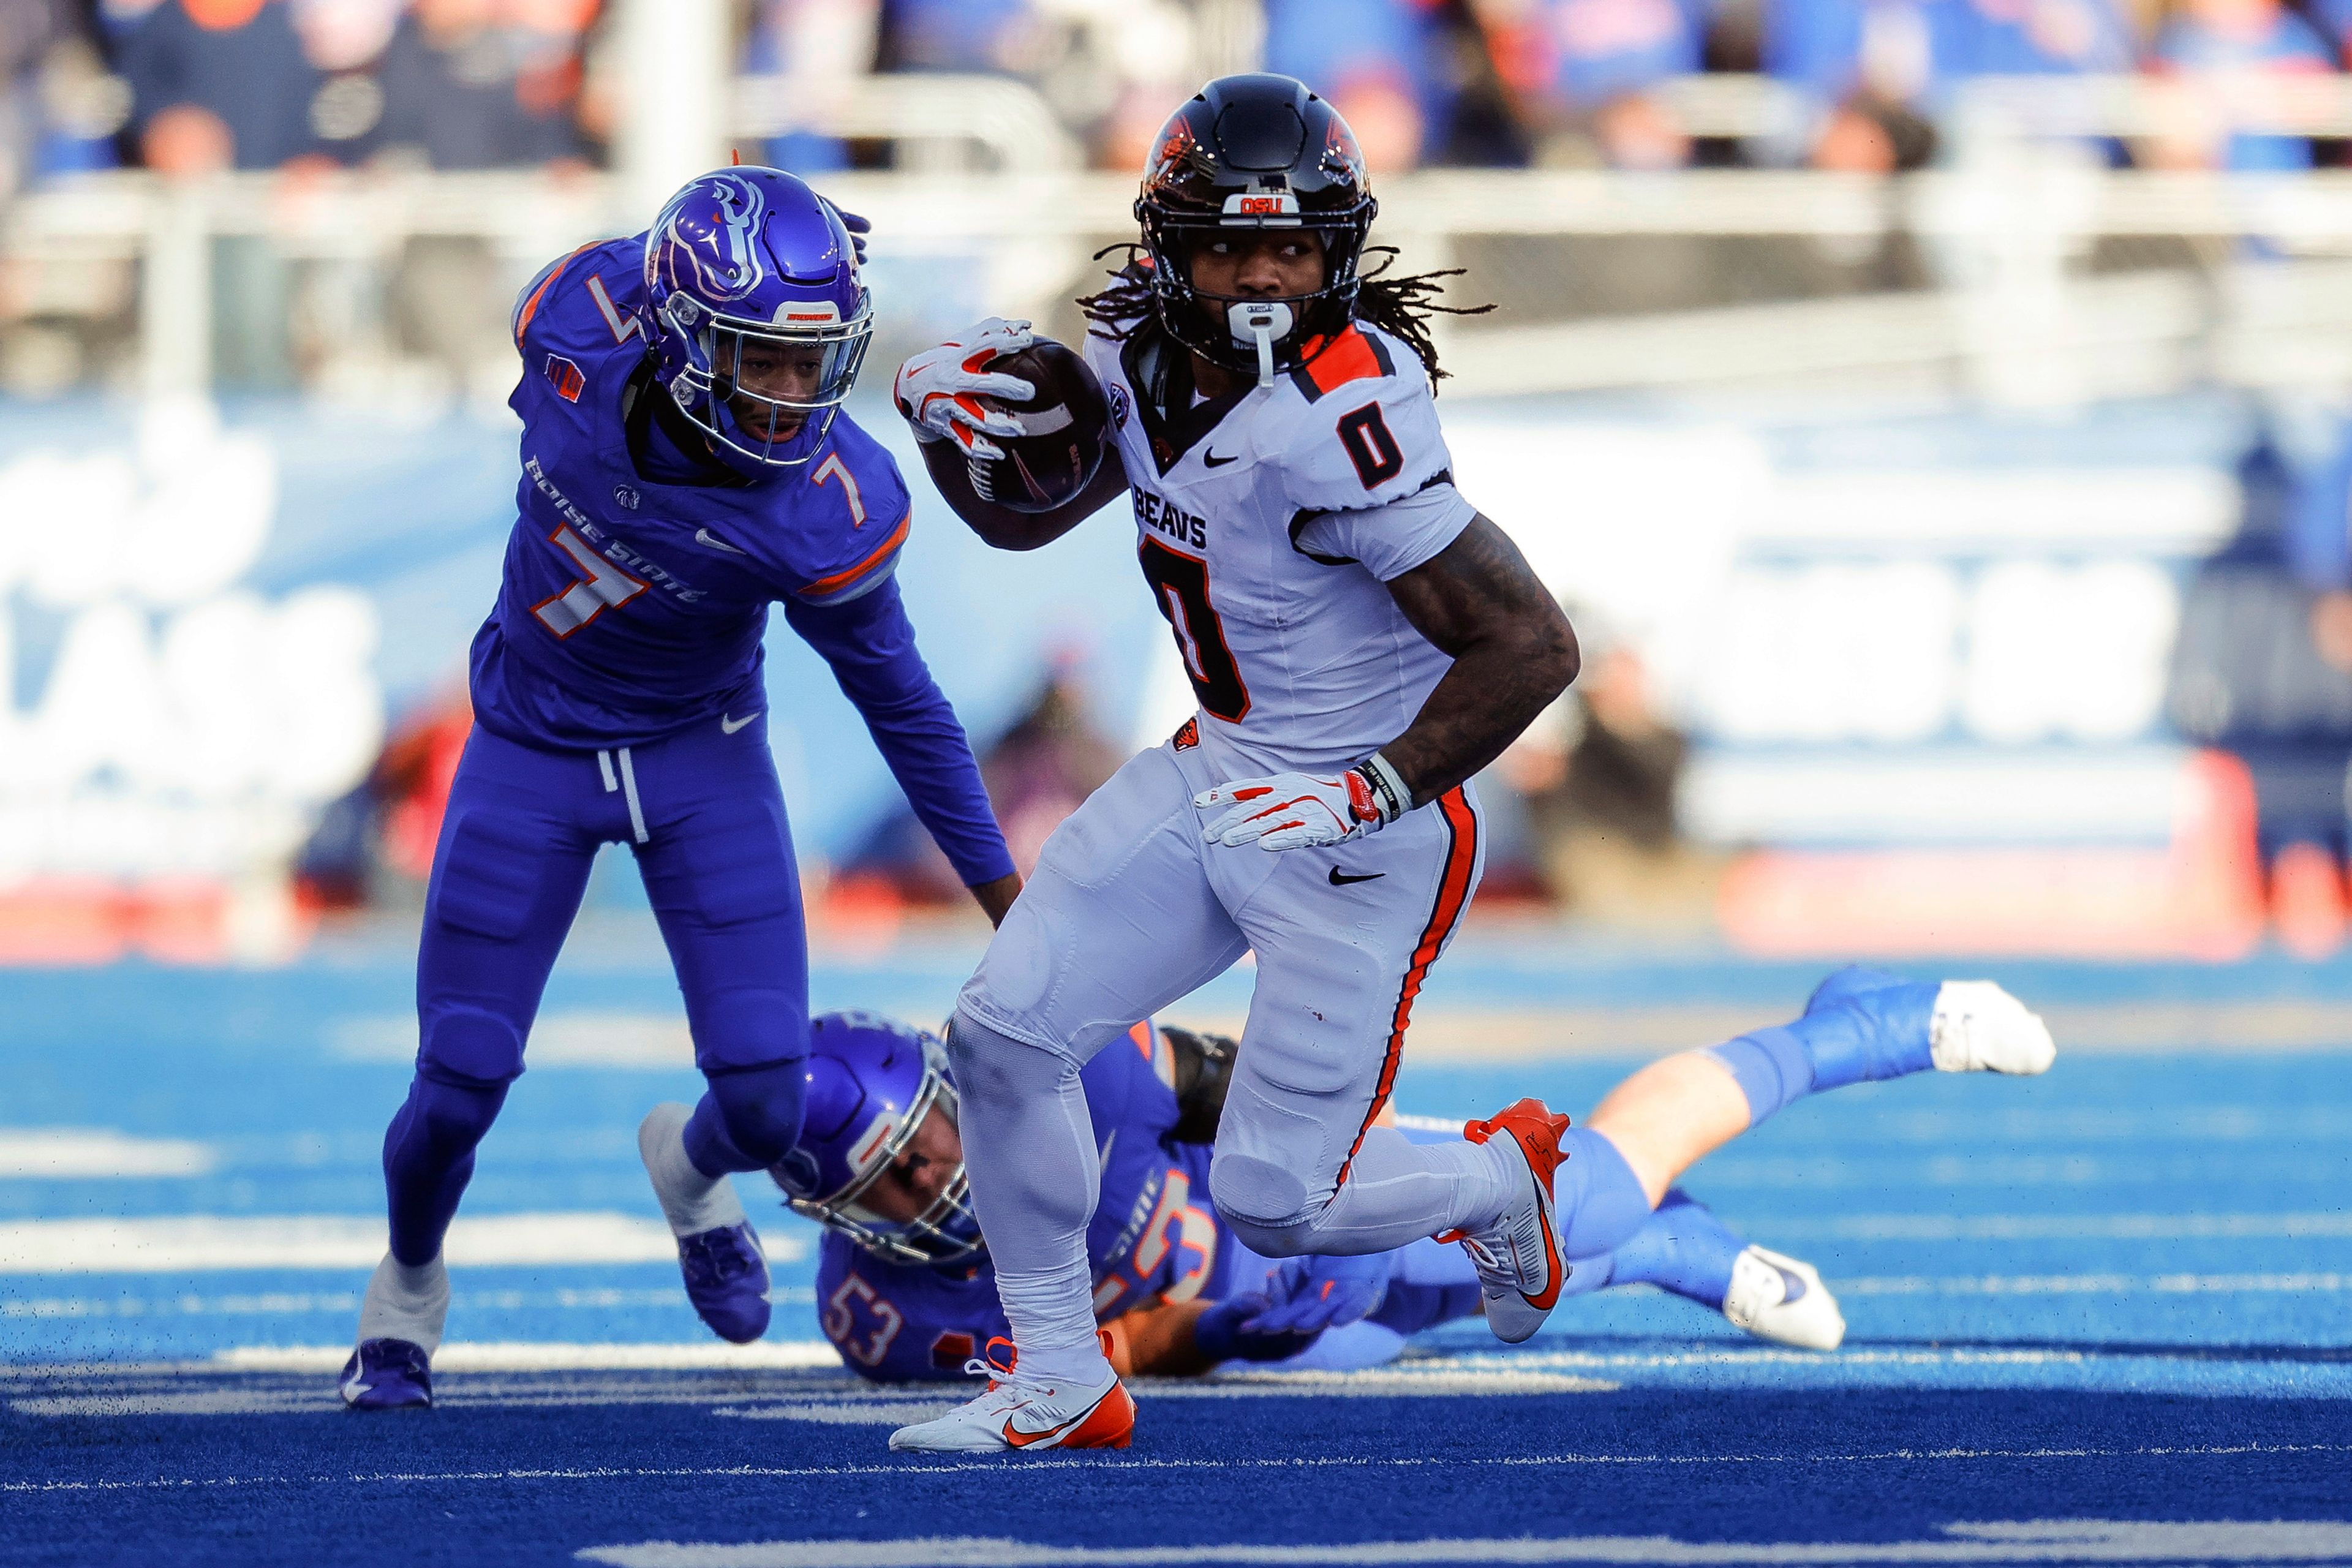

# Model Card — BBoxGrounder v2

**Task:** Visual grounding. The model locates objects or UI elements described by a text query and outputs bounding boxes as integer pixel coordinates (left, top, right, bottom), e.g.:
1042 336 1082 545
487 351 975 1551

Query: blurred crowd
9 0 2352 198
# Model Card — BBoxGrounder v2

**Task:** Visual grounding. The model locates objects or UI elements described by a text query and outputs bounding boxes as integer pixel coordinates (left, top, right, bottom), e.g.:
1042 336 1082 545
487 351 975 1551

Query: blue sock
382 1069 510 1267
1602 1188 1743 1310
1556 1126 1655 1262
1702 965 1937 1128
682 1060 807 1177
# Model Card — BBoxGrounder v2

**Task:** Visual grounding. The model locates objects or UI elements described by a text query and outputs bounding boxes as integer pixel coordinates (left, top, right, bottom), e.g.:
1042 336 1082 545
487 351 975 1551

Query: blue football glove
1192 1292 1318 1364
1242 1253 1390 1335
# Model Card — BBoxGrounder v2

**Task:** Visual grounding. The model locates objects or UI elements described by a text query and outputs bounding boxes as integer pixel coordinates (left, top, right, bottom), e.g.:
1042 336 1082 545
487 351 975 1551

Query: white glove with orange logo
1194 754 1411 853
892 317 1036 460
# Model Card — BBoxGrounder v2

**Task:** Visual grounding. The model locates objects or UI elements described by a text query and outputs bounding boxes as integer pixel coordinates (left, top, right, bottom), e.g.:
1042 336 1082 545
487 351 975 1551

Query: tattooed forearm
1378 514 1579 807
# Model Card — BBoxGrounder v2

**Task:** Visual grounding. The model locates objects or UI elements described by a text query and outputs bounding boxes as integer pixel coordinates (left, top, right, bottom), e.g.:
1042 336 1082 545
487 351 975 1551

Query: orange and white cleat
887 1335 1135 1455
1440 1098 1574 1345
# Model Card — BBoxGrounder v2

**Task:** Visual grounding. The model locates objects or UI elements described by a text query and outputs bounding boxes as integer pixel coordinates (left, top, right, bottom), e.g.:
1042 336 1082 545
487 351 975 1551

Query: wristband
1353 752 1412 824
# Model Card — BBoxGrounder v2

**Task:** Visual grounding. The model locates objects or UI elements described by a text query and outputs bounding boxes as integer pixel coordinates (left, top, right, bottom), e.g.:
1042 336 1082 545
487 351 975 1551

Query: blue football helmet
641 167 872 469
768 1011 986 1268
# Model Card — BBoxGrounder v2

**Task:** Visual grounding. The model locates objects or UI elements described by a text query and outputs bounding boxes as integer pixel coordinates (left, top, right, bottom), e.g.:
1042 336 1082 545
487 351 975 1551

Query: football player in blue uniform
695 981 1997 1389
339 168 1020 1410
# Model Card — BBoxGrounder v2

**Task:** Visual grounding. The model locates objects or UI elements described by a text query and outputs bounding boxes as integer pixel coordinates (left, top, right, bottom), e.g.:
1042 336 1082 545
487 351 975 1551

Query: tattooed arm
1379 514 1580 806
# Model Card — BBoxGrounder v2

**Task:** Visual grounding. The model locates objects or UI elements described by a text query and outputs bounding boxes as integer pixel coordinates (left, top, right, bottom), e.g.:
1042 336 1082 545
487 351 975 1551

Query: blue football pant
385 714 810 1266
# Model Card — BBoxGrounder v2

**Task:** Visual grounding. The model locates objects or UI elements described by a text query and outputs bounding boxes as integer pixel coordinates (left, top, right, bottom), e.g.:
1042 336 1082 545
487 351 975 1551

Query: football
970 337 1112 513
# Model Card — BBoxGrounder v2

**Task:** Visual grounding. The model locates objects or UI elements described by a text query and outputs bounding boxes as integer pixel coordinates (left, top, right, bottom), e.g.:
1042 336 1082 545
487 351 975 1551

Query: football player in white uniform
884 75 2057 1454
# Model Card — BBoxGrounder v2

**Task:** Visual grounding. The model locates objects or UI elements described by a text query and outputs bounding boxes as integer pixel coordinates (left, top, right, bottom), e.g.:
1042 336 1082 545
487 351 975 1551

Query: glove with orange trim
1194 753 1411 853
892 317 1038 461
1245 1253 1390 1335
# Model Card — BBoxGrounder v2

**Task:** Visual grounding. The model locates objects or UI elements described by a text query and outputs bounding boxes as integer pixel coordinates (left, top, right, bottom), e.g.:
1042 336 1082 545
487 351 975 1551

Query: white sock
356 1251 449 1356
639 1101 746 1237
1247 1126 1521 1253
946 1012 1114 1390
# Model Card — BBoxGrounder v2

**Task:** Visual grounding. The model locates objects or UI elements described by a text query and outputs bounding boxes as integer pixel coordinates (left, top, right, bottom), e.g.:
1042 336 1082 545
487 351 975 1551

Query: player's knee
701 1062 805 1168
1208 1150 1325 1256
417 1005 527 1086
394 1069 508 1161
944 1008 1080 1101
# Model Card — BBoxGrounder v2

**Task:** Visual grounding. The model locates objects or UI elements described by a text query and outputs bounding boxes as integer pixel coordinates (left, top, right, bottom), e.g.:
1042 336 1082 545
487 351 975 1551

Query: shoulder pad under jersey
1272 323 1452 516
788 413 914 607
511 235 647 362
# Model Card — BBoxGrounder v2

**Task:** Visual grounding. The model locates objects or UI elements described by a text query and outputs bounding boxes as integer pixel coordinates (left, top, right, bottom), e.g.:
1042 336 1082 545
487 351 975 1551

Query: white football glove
1195 756 1409 853
892 317 1037 460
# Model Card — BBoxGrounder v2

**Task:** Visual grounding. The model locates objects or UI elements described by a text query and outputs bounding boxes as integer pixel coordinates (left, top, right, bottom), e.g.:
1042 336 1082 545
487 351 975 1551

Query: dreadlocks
1075 244 1493 388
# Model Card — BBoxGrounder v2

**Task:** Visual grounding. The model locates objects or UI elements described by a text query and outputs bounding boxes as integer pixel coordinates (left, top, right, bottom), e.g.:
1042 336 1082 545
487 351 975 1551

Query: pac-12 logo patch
545 353 584 402
1107 380 1130 429
612 484 641 510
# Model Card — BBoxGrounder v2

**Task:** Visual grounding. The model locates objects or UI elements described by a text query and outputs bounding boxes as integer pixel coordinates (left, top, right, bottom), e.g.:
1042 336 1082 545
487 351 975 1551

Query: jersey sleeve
813 1235 1007 1385
791 427 914 607
1276 328 1453 510
1079 1020 1183 1148
1290 478 1476 581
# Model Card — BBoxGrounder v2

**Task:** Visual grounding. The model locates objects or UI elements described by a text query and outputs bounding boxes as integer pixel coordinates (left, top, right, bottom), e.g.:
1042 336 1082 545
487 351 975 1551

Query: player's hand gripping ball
893 318 1110 513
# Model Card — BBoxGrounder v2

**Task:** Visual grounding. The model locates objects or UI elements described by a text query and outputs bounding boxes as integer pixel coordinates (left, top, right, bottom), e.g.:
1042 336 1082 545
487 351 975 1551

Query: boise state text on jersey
481 235 913 750
813 1023 1229 1382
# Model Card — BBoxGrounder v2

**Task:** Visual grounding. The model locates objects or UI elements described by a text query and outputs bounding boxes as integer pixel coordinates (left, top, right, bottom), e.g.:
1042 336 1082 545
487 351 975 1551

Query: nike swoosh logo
1202 450 1239 469
721 712 759 734
1328 867 1385 885
695 528 747 554
1774 1265 1807 1304
1001 1387 1109 1449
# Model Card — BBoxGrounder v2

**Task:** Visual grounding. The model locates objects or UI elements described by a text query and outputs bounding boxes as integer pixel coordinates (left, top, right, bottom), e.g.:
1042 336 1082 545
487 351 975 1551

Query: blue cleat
340 1338 432 1409
676 1221 772 1343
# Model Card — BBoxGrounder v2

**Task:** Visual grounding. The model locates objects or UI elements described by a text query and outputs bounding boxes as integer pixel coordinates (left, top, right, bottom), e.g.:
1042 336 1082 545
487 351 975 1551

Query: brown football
970 339 1112 513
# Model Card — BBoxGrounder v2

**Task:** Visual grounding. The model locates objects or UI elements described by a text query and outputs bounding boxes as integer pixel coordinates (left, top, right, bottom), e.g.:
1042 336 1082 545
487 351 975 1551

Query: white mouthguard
1226 301 1295 390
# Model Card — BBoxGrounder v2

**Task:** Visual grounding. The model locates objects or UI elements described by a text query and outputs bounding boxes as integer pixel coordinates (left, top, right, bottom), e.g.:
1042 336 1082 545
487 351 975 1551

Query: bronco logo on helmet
648 173 770 304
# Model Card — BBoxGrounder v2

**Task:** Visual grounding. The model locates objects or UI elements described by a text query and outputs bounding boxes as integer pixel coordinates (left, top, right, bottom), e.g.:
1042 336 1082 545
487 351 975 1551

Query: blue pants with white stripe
385 711 809 1265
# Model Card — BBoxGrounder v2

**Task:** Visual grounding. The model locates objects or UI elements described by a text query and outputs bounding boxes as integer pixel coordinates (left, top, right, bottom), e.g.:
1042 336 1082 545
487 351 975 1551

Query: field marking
211 1341 843 1373
7 1443 2349 1496
0 1285 815 1321
1771 1212 2352 1242
333 1014 695 1069
0 1129 216 1178
573 1518 2352 1566
0 1212 804 1274
1839 1270 2352 1297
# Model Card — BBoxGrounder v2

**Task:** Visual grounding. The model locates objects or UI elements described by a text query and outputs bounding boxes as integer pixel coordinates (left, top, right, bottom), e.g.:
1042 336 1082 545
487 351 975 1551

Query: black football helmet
1134 74 1378 383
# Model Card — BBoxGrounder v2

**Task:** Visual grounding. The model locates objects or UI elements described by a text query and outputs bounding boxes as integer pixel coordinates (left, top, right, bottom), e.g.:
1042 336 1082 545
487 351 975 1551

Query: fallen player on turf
637 963 2052 1382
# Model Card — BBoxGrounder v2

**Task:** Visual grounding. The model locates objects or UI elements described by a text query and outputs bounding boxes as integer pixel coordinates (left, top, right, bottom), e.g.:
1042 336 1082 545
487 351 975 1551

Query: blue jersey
477 236 1013 888
483 235 914 751
815 1022 1232 1382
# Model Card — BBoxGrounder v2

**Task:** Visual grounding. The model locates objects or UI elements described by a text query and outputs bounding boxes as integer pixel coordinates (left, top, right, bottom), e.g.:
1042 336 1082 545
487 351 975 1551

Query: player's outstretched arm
915 436 1129 552
1378 514 1579 807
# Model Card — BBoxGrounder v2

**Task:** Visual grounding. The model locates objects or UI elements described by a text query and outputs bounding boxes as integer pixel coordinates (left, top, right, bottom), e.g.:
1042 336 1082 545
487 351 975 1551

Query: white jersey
1085 318 1476 777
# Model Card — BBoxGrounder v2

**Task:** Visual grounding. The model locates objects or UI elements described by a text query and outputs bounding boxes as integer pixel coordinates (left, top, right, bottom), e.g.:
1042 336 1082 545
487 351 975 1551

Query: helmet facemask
662 293 873 469
1139 202 1371 388
779 1038 986 1268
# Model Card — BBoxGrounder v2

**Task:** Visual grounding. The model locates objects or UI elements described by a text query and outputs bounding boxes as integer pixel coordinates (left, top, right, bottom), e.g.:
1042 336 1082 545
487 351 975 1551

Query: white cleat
1722 1245 1846 1351
1441 1099 1574 1346
1930 981 2056 1076
887 1339 1134 1454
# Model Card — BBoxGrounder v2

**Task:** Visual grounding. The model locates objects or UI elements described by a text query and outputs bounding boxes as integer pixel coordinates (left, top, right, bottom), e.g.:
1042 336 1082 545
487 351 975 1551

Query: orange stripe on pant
1333 786 1479 1188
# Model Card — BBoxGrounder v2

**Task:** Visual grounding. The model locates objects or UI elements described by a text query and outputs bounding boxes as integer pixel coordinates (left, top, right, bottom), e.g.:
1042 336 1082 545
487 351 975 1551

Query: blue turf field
4 929 2351 1565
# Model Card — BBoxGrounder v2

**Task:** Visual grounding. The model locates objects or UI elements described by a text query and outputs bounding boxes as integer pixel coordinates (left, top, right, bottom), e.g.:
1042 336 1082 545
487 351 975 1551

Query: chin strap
1226 300 1295 390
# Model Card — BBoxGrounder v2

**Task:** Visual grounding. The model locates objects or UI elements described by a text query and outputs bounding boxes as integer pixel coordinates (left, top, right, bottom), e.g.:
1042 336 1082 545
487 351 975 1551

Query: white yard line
0 1130 216 1178
6 1444 2350 1496
572 1518 2352 1567
0 1213 804 1273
